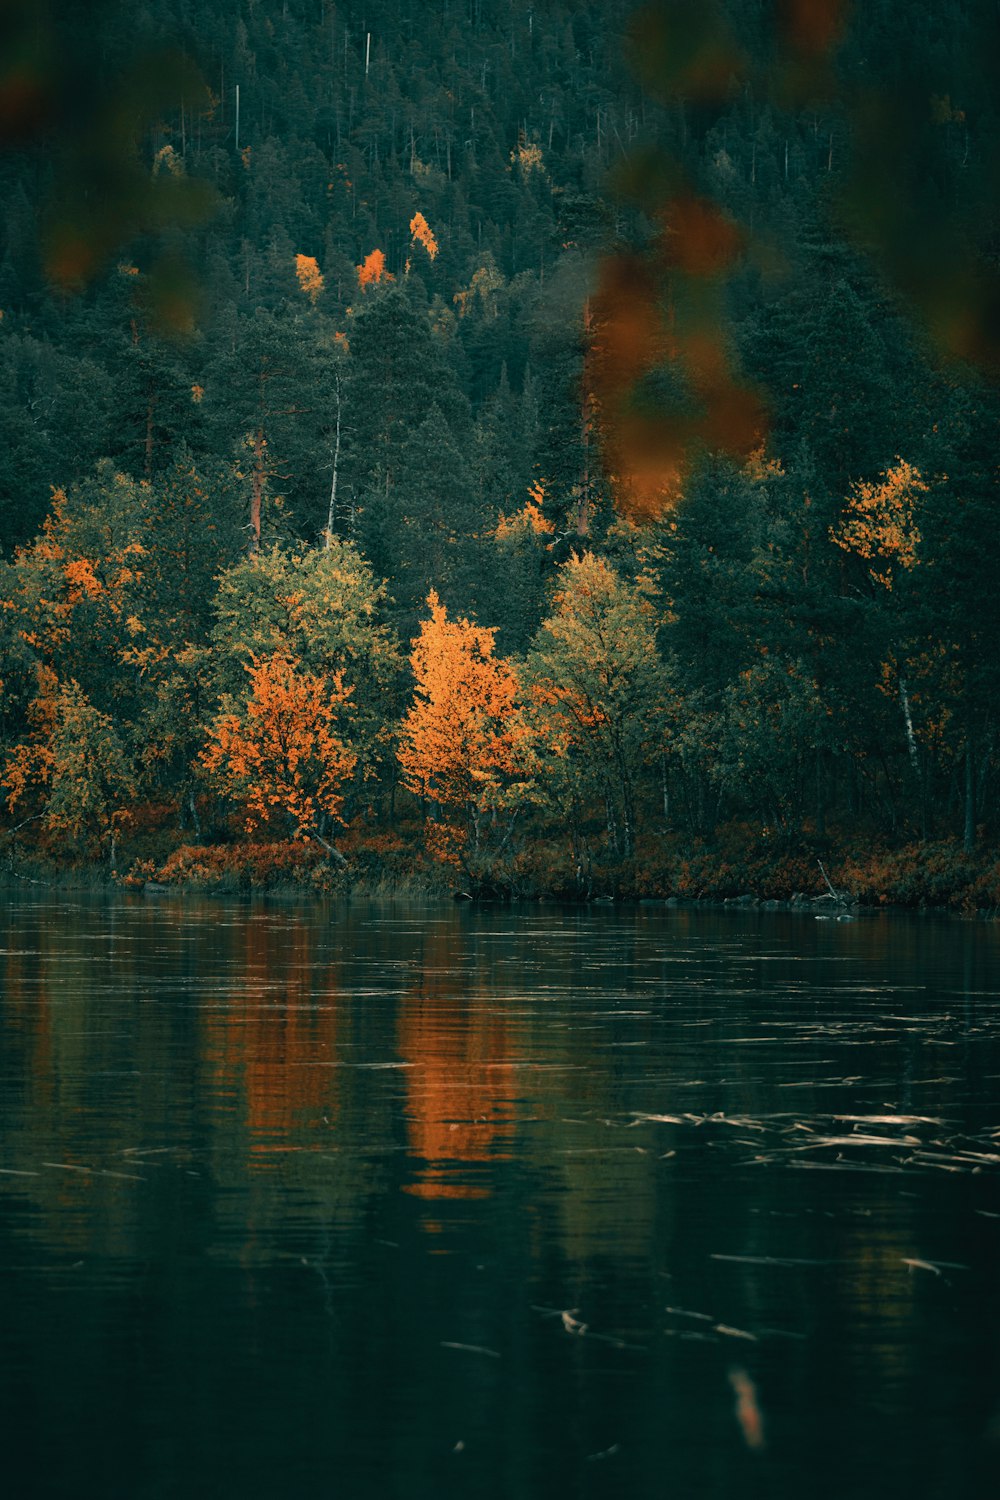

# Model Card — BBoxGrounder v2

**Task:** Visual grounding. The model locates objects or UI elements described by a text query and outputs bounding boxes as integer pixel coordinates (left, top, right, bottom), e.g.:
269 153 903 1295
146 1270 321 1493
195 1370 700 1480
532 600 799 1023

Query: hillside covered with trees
1 0 999 907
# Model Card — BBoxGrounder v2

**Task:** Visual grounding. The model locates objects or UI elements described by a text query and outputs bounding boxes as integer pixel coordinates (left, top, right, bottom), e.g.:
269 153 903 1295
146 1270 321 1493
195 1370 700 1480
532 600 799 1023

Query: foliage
210 541 403 791
357 249 393 288
705 656 829 830
831 459 928 591
294 253 324 304
0 0 999 886
202 652 356 843
4 674 136 859
834 841 1000 911
397 591 535 877
154 840 332 892
408 213 438 262
525 553 668 860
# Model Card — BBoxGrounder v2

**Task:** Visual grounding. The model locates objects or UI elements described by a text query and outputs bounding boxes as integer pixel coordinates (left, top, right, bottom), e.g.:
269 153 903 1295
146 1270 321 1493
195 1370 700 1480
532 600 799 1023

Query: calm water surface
1 895 999 1499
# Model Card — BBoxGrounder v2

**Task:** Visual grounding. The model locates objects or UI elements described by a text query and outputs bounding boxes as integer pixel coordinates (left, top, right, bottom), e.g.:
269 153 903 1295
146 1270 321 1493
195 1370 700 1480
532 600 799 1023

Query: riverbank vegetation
1 1 998 910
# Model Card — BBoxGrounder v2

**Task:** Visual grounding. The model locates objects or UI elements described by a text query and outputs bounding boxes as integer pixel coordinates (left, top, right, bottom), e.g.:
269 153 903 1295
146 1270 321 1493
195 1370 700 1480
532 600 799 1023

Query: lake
1 894 999 1499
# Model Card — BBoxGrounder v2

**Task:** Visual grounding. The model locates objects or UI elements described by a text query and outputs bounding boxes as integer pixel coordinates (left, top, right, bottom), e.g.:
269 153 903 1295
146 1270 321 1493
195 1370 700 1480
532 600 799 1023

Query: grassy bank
3 818 1000 915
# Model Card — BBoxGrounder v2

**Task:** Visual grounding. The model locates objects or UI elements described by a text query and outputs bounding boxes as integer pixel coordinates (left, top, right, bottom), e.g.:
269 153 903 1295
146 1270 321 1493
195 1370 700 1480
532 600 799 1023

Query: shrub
156 841 327 891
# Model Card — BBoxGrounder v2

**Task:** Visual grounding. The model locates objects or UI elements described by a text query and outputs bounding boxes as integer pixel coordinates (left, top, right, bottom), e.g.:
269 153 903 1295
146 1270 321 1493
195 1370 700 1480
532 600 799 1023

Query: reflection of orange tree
397 943 517 1203
200 918 339 1170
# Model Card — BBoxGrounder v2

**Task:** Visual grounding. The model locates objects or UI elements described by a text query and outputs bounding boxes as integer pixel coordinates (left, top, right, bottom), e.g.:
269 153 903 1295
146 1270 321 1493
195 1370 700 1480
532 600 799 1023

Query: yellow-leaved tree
524 553 668 866
4 670 136 864
397 592 535 882
294 253 324 304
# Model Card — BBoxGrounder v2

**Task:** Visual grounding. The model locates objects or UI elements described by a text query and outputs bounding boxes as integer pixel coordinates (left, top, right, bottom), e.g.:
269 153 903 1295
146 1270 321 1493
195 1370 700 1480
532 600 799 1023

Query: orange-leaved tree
210 542 403 800
409 211 439 261
356 248 394 289
830 458 927 592
397 592 535 877
201 652 357 862
1 473 147 695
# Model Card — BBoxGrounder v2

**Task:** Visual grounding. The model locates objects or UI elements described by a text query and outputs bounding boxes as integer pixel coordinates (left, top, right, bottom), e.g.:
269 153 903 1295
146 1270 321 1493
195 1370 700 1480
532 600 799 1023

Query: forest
1 0 999 907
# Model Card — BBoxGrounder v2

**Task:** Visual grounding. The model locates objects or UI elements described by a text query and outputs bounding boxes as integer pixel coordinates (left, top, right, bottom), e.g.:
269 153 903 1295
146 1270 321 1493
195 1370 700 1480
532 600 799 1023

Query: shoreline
3 829 999 920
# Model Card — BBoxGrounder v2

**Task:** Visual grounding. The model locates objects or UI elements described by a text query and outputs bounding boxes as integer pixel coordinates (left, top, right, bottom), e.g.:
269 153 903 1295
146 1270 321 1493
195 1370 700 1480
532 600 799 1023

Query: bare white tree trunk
899 677 920 776
325 374 342 546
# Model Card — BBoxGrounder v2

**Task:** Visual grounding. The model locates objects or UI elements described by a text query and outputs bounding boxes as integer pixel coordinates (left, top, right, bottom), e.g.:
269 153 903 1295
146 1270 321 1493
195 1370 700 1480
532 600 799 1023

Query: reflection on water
200 916 343 1170
1 895 999 1499
399 995 516 1206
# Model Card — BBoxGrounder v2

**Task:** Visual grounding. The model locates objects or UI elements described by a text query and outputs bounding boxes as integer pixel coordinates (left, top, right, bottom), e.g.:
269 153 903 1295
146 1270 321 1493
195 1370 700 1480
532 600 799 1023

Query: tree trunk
577 298 593 536
605 790 619 857
250 427 264 553
899 675 926 836
905 681 917 774
325 375 342 544
306 828 348 867
815 745 826 837
964 742 976 853
144 396 155 477
612 744 635 860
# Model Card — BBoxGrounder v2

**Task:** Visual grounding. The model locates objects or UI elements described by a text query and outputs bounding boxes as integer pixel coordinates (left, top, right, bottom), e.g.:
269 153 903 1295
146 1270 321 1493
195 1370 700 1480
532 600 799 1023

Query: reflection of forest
2 897 998 1336
4 888 999 1500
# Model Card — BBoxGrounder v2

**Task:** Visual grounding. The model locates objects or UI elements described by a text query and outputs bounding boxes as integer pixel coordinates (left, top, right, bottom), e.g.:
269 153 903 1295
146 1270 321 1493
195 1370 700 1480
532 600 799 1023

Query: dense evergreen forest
1 0 999 905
